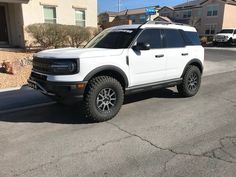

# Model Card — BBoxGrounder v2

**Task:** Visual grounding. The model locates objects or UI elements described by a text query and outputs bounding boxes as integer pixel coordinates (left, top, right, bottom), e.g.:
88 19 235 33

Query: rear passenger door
163 29 190 80
128 28 166 86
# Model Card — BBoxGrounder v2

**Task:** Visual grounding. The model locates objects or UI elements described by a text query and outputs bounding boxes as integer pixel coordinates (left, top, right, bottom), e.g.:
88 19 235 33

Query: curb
0 85 28 93
204 47 236 51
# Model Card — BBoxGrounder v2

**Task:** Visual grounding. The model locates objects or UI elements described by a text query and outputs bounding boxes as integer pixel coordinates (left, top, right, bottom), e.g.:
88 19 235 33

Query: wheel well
182 60 203 77
190 62 203 73
88 70 127 89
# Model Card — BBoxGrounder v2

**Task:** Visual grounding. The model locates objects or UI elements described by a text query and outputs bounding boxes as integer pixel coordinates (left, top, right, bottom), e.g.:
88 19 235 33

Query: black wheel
84 76 124 122
227 38 233 46
177 65 201 97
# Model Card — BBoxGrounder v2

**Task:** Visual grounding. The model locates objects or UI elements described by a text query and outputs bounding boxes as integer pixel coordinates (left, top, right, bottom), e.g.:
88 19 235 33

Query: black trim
125 78 182 95
28 77 87 102
182 59 203 77
83 65 129 87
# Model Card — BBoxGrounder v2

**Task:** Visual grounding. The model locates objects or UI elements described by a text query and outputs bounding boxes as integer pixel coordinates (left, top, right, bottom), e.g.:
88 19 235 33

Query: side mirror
132 42 151 51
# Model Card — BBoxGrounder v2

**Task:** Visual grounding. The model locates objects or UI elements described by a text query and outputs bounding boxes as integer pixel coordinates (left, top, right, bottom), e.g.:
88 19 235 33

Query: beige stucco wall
222 4 236 29
199 0 225 35
21 0 97 27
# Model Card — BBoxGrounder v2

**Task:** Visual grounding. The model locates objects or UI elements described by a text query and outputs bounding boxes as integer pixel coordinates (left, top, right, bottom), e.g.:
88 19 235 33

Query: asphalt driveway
0 48 236 177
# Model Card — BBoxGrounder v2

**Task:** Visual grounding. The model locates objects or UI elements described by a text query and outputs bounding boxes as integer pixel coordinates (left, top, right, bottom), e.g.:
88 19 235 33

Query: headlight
51 60 79 75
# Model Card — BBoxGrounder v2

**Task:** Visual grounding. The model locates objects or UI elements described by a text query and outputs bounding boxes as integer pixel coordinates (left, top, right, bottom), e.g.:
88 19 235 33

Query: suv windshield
219 29 234 34
85 29 139 49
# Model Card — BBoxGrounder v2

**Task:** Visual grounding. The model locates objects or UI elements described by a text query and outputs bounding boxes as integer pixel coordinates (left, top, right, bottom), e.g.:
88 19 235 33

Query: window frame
43 6 57 24
183 10 192 19
205 24 217 35
207 4 218 17
75 9 86 27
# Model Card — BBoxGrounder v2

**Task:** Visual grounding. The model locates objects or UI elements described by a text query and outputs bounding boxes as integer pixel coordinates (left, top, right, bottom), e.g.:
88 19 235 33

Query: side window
163 29 185 48
136 29 162 49
180 30 201 45
234 30 236 35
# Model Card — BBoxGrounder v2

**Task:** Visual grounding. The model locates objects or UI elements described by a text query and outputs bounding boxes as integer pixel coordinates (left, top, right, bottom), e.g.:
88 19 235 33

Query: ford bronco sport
28 21 204 122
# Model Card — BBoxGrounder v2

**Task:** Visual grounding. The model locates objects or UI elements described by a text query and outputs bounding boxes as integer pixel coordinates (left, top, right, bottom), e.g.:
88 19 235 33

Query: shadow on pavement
0 88 181 124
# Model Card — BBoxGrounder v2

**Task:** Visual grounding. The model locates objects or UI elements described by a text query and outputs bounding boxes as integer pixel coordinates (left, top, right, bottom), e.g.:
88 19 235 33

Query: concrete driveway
0 49 236 177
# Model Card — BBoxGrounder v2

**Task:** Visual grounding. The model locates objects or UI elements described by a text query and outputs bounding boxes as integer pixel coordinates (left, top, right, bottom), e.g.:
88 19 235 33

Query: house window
129 15 136 23
183 10 192 18
139 14 146 23
43 6 57 24
205 24 217 35
207 5 218 16
75 9 86 27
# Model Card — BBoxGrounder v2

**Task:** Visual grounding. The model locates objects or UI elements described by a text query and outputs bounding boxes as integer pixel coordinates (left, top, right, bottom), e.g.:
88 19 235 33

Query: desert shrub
200 36 208 44
26 23 99 49
66 25 91 48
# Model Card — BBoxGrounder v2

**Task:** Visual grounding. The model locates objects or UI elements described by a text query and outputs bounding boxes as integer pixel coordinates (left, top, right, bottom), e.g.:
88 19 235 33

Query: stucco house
0 0 97 48
158 0 236 36
98 6 160 29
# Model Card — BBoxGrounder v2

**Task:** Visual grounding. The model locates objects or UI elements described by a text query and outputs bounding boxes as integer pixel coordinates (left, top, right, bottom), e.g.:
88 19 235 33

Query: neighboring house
157 0 236 36
98 11 119 25
98 6 160 29
0 0 97 48
158 6 174 19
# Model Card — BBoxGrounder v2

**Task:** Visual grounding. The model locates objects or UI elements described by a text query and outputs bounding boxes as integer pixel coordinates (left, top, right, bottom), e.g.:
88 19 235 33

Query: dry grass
0 51 34 89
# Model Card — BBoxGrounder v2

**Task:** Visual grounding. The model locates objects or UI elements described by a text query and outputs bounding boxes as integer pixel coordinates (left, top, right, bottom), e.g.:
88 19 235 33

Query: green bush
25 23 98 49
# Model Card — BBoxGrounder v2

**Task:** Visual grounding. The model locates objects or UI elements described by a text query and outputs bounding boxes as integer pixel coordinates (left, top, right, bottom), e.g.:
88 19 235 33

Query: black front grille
33 57 54 74
32 57 79 75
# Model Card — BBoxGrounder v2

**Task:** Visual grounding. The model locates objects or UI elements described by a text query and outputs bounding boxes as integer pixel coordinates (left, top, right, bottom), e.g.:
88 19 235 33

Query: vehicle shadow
0 88 181 124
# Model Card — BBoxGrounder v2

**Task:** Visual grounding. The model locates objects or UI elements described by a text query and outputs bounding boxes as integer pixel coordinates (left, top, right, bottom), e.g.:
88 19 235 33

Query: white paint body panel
33 23 205 88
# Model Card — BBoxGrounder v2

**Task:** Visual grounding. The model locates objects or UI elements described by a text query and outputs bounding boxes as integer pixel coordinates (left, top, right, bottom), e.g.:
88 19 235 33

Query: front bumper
28 73 87 102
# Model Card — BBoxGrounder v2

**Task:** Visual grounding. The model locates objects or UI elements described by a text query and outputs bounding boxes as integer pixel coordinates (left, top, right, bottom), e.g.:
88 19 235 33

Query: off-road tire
84 76 124 122
177 65 201 97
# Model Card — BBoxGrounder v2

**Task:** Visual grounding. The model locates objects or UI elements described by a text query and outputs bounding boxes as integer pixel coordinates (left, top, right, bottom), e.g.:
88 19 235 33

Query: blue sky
98 0 187 13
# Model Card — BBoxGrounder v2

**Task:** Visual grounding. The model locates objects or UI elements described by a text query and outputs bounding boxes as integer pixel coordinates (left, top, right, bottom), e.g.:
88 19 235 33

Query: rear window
163 29 185 48
181 31 201 46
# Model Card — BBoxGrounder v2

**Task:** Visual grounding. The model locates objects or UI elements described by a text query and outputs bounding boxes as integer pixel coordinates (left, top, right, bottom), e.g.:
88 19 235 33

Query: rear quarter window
163 29 185 48
181 31 201 46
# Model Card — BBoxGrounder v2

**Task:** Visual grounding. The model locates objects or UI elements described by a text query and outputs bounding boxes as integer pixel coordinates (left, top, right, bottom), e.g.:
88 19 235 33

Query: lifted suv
28 21 204 122
213 28 236 46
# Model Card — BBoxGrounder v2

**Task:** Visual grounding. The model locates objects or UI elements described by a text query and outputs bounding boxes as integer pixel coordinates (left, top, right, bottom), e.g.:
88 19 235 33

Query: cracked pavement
1 49 236 177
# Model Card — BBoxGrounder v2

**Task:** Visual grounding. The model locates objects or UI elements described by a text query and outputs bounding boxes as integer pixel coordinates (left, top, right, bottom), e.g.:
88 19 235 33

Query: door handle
182 53 188 56
155 54 164 58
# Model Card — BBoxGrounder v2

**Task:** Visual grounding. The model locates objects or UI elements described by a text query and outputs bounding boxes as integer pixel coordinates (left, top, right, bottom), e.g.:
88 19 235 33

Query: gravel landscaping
0 51 33 89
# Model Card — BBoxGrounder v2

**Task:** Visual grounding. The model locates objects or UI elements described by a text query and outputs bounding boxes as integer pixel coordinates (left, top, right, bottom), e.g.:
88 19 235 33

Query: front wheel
177 65 201 97
84 76 124 122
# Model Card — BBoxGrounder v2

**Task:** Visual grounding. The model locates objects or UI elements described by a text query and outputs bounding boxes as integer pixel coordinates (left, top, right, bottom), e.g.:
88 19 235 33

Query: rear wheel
177 65 201 97
84 76 124 122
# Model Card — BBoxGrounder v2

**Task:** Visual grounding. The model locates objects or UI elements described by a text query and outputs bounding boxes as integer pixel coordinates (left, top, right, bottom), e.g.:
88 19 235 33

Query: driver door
128 28 166 86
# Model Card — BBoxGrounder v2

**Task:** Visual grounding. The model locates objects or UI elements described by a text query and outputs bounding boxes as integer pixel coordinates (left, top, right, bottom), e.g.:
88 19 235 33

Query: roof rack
144 20 190 26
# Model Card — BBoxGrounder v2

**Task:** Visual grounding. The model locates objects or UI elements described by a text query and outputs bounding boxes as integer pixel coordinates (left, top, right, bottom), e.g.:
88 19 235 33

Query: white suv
213 28 236 46
28 21 204 122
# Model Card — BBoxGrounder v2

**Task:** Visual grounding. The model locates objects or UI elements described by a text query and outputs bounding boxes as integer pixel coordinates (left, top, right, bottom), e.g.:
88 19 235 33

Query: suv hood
215 33 232 36
35 48 124 59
